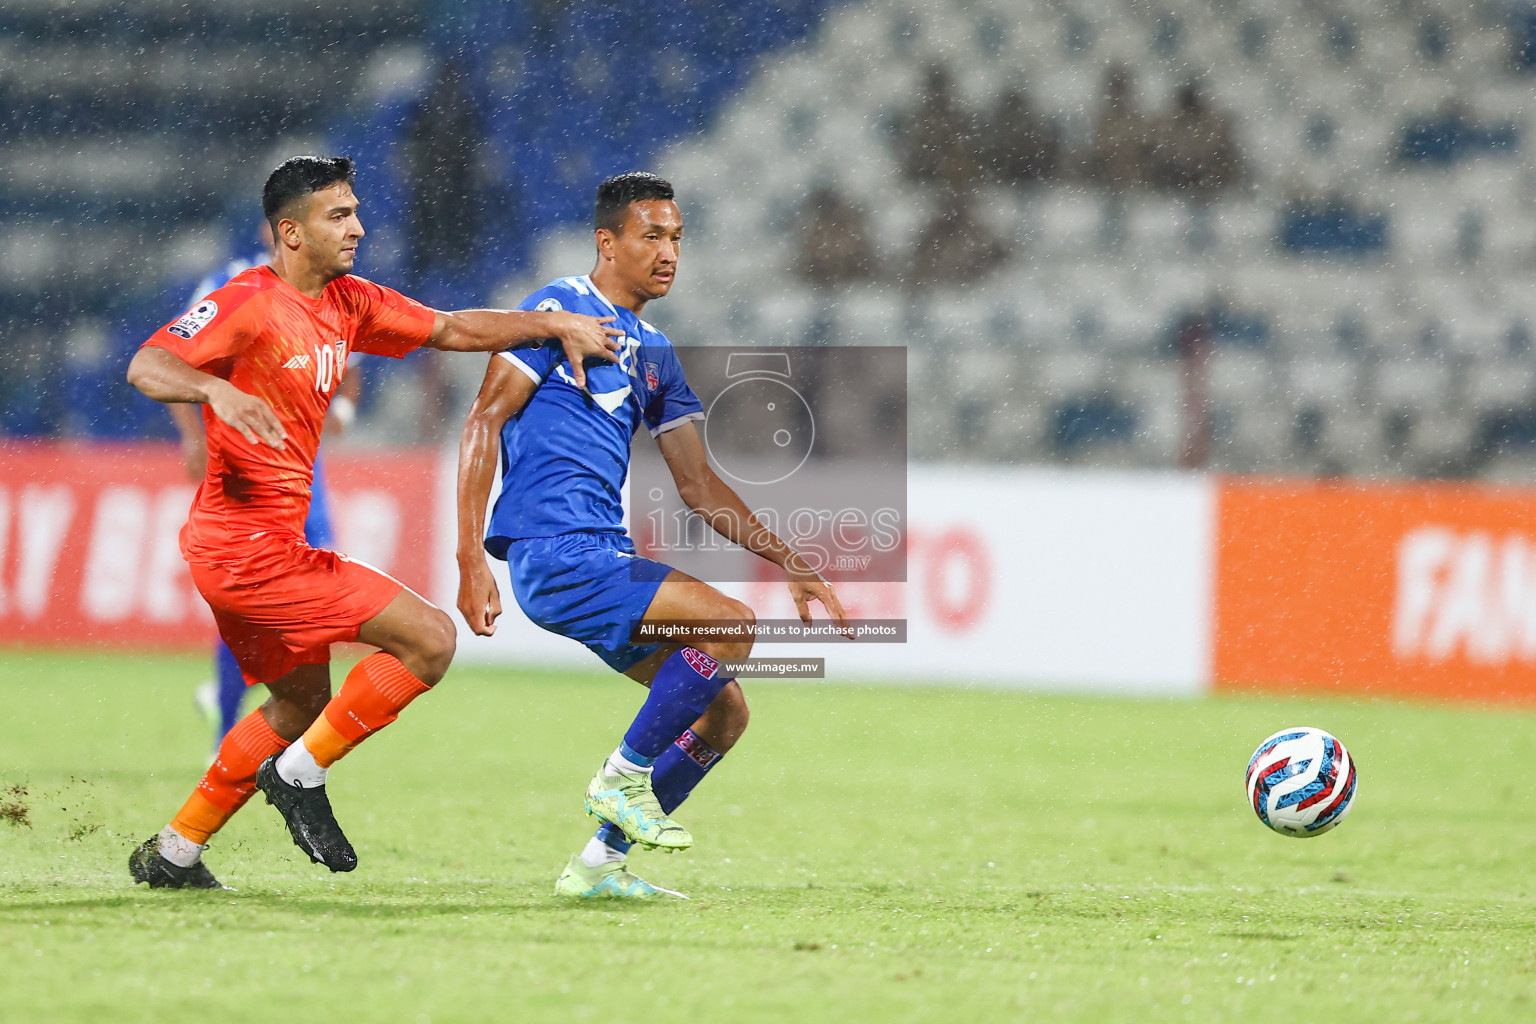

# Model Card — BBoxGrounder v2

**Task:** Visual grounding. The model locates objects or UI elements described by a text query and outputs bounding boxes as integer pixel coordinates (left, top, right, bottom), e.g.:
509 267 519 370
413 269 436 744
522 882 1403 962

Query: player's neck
589 266 647 316
271 252 340 299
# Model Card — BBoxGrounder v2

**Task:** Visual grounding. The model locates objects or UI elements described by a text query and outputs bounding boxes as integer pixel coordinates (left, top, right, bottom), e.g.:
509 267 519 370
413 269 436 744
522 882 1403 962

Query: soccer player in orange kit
125 155 622 888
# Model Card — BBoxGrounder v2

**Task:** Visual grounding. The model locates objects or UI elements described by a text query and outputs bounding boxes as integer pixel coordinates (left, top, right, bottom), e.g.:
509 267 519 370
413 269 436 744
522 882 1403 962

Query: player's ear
275 216 303 251
595 227 616 262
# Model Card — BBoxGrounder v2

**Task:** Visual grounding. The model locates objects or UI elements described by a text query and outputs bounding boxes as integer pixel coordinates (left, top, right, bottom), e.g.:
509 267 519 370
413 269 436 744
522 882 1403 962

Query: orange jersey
143 266 434 563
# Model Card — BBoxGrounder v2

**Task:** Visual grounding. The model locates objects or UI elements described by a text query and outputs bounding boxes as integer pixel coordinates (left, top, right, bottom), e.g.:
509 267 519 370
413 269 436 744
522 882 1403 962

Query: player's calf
260 670 332 740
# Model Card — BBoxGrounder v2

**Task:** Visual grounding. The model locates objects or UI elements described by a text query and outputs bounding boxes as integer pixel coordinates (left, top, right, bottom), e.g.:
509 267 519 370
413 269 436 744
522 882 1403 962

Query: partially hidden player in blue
455 172 848 898
171 219 355 753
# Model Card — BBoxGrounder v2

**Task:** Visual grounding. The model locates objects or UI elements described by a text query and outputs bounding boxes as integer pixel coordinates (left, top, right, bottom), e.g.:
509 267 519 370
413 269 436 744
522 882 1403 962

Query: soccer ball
1245 727 1357 838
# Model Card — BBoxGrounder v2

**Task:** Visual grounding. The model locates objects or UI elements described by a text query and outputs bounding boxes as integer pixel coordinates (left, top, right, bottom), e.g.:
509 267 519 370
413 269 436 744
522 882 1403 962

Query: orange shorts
189 536 404 686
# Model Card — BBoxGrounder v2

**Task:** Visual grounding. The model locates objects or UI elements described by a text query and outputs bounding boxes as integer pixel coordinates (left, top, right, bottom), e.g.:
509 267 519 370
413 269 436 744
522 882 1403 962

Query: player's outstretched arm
126 346 287 450
454 356 538 636
656 422 849 630
427 309 623 388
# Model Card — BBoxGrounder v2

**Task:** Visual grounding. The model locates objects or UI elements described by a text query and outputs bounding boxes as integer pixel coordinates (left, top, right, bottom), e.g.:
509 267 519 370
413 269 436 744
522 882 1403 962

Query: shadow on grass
0 889 689 921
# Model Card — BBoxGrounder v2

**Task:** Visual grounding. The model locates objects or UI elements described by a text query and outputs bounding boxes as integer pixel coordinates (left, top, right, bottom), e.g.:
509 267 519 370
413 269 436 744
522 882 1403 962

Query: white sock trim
606 746 652 776
579 836 627 868
274 736 329 789
159 825 206 868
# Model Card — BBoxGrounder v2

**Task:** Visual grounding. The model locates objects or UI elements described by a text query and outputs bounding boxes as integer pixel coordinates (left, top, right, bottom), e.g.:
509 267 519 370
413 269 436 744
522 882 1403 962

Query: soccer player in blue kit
455 172 848 898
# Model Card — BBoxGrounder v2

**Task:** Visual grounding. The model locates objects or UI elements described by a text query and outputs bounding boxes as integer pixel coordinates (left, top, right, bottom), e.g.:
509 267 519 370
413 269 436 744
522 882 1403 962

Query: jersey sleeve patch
143 277 267 368
166 298 219 339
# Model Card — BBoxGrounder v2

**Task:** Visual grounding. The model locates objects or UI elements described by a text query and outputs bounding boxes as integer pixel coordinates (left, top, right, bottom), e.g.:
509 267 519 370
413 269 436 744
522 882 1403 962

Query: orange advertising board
0 442 440 651
1215 478 1536 702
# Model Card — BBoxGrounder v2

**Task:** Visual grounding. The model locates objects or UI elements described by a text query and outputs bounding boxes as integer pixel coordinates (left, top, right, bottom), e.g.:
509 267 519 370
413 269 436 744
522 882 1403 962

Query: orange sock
300 652 432 768
170 710 289 845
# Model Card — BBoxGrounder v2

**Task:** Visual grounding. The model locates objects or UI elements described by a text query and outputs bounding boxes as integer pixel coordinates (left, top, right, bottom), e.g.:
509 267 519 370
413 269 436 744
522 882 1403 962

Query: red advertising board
0 442 440 650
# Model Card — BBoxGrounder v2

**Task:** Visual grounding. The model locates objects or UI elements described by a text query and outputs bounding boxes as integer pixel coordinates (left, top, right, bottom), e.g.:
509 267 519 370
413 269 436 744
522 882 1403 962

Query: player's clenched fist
206 378 288 450
456 559 502 636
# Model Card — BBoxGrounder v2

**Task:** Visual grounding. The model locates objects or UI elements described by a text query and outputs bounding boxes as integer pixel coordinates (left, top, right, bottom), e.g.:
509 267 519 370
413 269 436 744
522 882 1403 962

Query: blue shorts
503 532 673 673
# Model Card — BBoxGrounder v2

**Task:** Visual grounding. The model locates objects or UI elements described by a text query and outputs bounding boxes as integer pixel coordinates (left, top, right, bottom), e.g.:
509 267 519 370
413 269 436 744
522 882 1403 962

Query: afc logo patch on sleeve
167 299 218 340
534 297 563 312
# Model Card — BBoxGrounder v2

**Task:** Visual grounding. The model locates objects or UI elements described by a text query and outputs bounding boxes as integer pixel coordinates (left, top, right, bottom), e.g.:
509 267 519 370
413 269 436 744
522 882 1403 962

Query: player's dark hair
594 172 675 234
262 155 356 224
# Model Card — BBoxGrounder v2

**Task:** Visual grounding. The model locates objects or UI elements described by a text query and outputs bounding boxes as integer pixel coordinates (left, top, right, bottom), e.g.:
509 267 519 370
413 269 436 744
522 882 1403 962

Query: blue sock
654 728 723 812
596 729 724 854
214 642 245 742
594 823 632 852
621 648 729 759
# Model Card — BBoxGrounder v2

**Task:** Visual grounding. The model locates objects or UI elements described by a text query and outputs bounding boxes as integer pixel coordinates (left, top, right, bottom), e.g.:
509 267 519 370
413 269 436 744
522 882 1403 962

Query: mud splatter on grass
1 784 31 828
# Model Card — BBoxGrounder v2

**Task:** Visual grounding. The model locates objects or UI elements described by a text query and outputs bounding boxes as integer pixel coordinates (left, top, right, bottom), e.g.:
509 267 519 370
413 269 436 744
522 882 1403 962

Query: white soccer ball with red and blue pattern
1245 727 1357 838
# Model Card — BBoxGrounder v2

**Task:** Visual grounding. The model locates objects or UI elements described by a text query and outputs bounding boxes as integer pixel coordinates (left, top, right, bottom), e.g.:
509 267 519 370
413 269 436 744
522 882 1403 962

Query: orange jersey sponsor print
143 266 433 563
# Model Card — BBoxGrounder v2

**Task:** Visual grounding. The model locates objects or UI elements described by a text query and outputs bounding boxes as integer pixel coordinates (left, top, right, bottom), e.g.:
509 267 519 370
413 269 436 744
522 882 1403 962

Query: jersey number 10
313 341 344 393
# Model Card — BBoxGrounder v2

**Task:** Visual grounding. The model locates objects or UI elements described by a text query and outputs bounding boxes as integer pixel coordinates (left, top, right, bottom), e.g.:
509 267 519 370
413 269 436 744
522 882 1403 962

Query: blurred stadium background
4 0 1536 700
7 10 1536 1017
8 0 1536 476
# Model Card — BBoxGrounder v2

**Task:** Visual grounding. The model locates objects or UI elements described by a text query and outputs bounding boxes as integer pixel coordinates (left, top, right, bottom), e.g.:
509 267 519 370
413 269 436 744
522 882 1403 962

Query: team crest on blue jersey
644 361 660 390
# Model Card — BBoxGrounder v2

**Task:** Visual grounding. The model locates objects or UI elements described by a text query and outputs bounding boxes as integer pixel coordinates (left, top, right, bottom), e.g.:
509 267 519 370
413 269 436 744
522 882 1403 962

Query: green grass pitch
3 649 1535 1022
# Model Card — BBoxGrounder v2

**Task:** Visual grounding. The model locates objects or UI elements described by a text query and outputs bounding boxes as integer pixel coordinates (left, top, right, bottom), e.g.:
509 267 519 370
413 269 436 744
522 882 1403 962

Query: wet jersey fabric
186 255 336 548
483 274 703 554
143 265 433 564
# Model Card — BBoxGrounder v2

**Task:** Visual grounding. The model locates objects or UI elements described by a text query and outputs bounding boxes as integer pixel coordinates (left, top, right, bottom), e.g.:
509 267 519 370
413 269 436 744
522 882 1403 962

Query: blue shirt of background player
484 275 703 555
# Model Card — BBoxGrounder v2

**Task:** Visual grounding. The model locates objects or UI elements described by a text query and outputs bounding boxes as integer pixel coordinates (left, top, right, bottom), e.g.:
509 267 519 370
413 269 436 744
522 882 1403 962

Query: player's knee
413 608 457 684
693 600 753 662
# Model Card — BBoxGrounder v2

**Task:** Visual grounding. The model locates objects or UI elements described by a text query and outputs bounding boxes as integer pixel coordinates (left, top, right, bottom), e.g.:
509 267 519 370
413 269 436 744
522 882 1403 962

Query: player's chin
646 275 676 297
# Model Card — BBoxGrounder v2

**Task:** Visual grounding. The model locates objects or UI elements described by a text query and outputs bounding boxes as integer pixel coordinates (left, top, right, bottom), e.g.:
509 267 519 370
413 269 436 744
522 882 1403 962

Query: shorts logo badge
167 299 218 340
282 353 312 370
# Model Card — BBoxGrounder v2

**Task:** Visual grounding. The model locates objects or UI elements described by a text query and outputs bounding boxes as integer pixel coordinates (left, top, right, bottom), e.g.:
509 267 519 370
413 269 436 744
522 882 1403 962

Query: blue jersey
484 275 704 556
